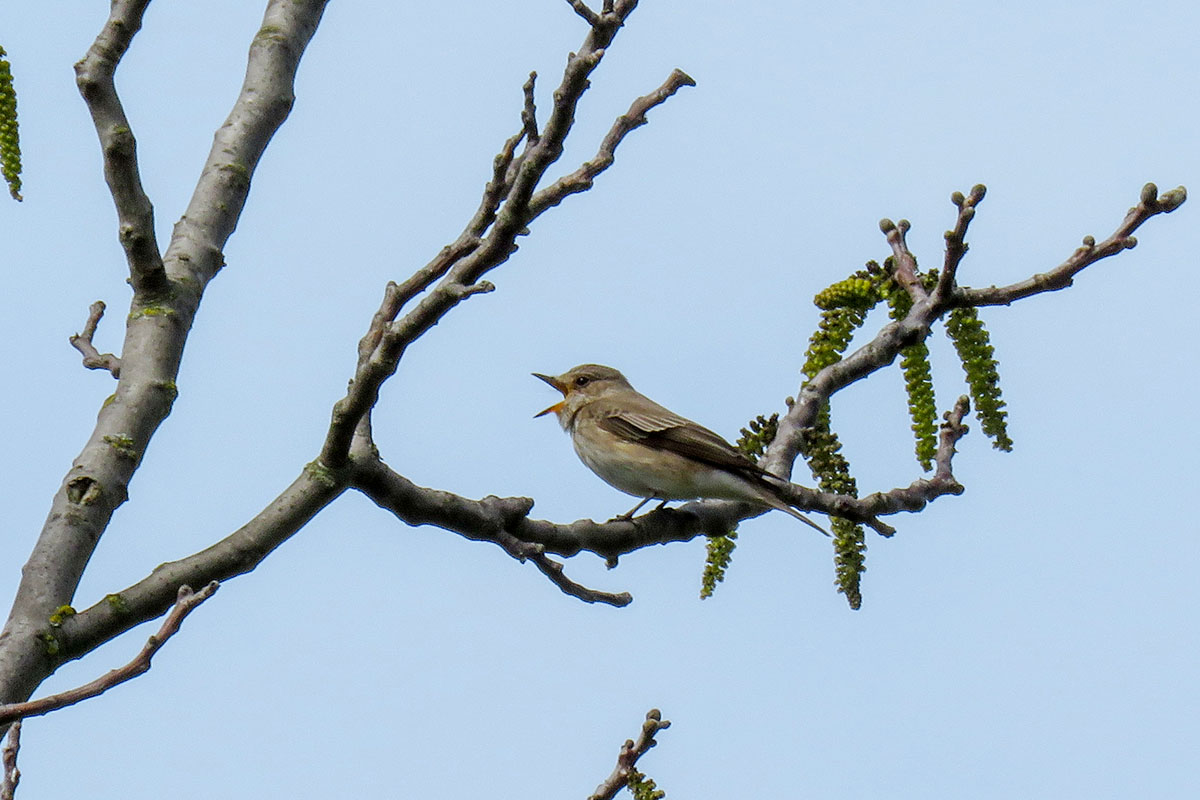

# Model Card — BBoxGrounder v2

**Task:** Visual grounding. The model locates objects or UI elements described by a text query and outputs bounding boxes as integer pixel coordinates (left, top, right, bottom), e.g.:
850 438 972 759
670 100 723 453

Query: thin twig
68 301 122 378
0 583 218 725
0 720 19 800
961 183 1185 306
521 72 540 145
879 217 926 302
319 0 667 470
588 709 671 800
934 184 986 304
529 68 695 217
565 0 601 27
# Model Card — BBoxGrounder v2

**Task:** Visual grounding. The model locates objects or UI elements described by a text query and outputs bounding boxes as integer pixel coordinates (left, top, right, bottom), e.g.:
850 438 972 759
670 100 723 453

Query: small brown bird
533 364 826 535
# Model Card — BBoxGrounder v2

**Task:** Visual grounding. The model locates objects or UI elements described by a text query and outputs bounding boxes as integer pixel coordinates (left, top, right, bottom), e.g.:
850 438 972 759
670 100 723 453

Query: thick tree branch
52 465 346 666
163 0 330 296
68 301 122 378
0 583 218 725
588 709 671 800
73 0 167 297
0 0 331 713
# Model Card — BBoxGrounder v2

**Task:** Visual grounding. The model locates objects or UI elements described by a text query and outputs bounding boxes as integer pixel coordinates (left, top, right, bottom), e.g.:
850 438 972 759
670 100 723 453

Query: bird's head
532 364 631 426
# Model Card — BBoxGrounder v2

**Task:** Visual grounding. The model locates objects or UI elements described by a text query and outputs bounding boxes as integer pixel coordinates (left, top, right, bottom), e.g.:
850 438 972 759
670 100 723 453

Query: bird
533 364 826 535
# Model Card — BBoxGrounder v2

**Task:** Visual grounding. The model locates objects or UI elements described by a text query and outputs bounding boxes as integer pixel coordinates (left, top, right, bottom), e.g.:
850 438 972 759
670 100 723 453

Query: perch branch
73 0 167 296
68 301 122 378
588 709 672 800
0 583 218 725
351 456 631 606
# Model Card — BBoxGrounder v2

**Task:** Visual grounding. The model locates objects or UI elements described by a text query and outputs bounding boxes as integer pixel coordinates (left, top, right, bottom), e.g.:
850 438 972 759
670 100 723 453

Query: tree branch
319 0 689 470
565 0 602 27
588 709 671 800
351 457 631 606
0 0 332 714
960 183 1185 307
879 217 927 302
520 71 540 145
528 68 696 217
0 721 18 800
163 0 331 296
0 583 218 726
73 0 167 297
68 301 122 378
52 465 346 665
934 184 986 304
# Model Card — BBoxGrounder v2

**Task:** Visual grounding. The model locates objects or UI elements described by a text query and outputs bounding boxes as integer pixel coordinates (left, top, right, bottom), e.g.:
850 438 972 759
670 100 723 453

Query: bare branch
961 183 1186 307
0 721 18 800
879 217 927 302
0 583 218 726
50 464 345 667
528 68 696 217
319 0 685 470
529 551 632 606
352 457 631 606
163 0 331 292
521 71 540 145
565 0 602 27
588 709 671 800
73 0 167 296
0 0 334 714
934 184 986 304
68 301 122 378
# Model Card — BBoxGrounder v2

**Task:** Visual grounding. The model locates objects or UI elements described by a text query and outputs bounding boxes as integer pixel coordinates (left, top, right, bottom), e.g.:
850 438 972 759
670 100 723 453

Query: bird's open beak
532 372 566 418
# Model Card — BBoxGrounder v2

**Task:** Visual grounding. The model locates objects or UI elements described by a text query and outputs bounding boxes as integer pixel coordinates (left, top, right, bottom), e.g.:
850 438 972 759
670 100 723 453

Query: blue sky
2 2 1198 797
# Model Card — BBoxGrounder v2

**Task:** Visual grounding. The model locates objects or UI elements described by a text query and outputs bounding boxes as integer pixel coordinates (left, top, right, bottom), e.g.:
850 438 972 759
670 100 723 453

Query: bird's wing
598 406 768 477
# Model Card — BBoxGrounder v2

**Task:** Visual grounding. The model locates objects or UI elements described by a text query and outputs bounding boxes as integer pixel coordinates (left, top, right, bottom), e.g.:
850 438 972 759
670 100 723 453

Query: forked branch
0 583 218 726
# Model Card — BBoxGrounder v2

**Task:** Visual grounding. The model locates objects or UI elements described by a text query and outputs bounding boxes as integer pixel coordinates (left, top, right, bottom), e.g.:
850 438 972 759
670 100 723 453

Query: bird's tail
757 478 829 536
773 499 830 537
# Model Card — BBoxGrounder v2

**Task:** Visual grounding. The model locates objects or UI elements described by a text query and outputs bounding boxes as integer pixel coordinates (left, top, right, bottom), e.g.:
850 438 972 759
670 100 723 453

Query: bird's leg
610 496 655 521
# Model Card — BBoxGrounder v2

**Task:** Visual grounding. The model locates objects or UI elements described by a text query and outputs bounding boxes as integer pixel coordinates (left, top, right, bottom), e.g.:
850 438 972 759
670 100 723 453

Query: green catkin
881 275 939 469
802 269 882 609
946 306 1012 451
798 405 865 609
0 47 21 201
627 768 667 800
700 414 779 599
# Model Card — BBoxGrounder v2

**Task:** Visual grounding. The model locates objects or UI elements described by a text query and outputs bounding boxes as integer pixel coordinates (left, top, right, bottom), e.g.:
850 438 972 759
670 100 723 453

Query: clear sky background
2 2 1198 798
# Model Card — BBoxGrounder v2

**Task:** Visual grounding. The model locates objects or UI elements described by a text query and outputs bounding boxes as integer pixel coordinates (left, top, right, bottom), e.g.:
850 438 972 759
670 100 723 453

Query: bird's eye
574 376 591 387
